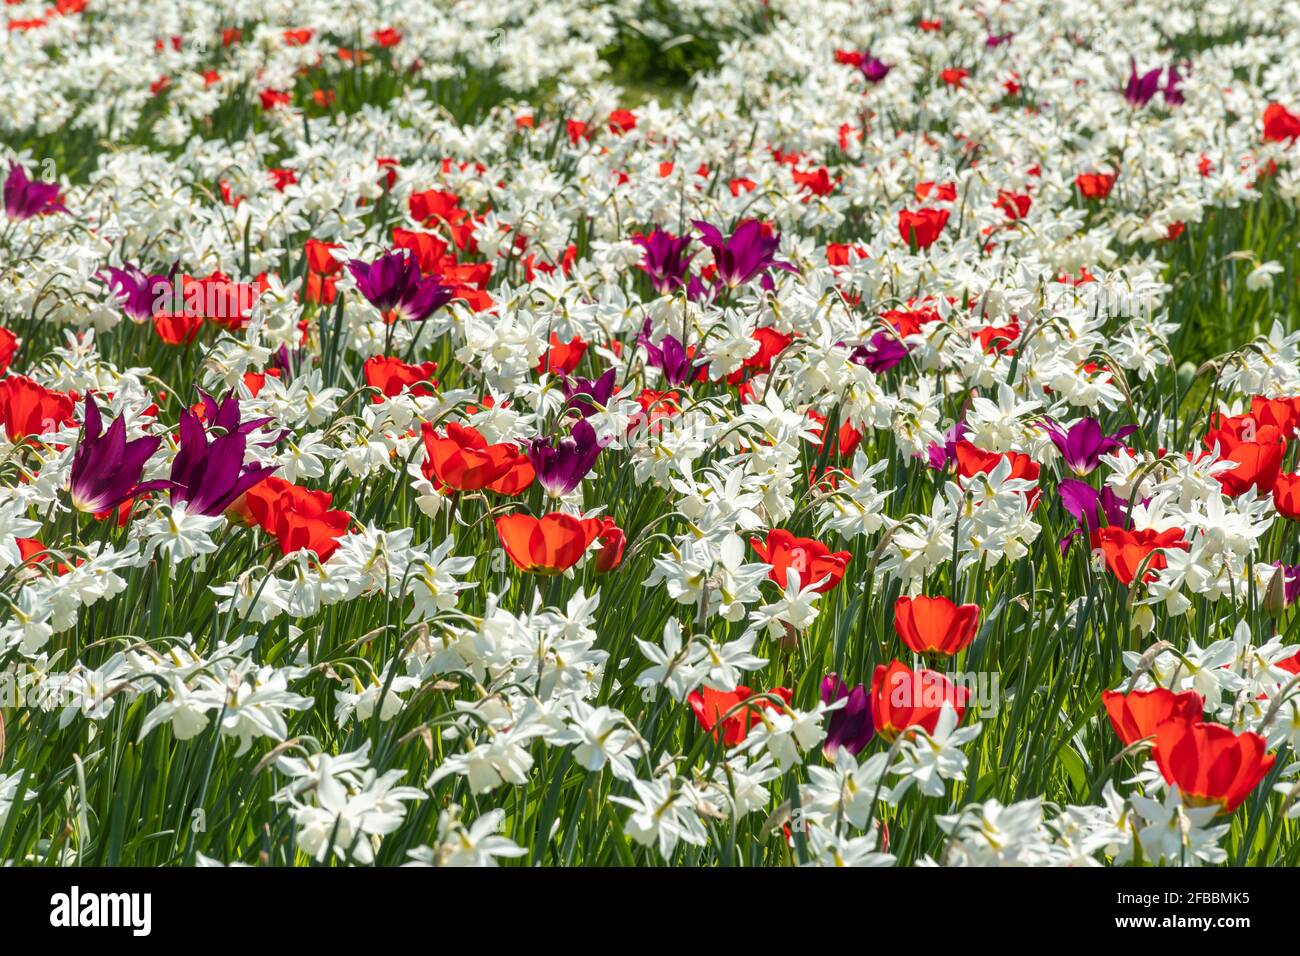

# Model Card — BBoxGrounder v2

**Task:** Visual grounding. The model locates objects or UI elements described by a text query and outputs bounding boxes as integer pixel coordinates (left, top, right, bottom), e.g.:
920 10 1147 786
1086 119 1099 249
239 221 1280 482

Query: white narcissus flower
732 699 830 770
634 618 707 702
803 827 897 867
1245 260 1284 291
406 807 526 867
404 535 477 621
610 774 708 858
748 567 824 640
888 705 982 799
332 672 422 727
139 504 226 561
700 631 766 692
553 701 645 781
427 722 546 794
1130 787 1230 866
802 748 893 829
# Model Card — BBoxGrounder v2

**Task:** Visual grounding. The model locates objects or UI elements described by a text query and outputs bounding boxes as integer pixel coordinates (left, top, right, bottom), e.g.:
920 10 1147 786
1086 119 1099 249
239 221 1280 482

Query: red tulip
750 529 851 593
363 355 438 401
607 109 637 134
0 328 18 374
304 273 337 305
1075 172 1116 199
893 595 980 656
806 409 862 458
1203 412 1287 496
1263 103 1300 144
973 320 1021 355
151 309 204 346
914 181 956 202
728 326 794 383
954 440 1039 482
238 476 351 561
566 120 590 145
16 536 73 575
994 190 1031 220
420 422 534 494
305 238 343 276
536 333 588 376
898 208 949 249
1090 526 1187 585
1274 473 1300 520
629 389 681 435
485 452 536 496
0 375 75 442
1152 720 1275 814
408 189 466 228
392 227 451 273
954 439 1040 505
939 67 969 88
1250 395 1300 438
495 512 601 574
870 660 969 740
688 685 792 745
592 518 625 573
1101 688 1203 746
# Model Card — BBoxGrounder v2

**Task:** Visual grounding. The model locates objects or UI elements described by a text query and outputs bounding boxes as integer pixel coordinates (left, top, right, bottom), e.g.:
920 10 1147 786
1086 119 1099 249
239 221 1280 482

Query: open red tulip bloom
893 594 980 656
495 512 601 574
363 355 438 401
1152 720 1275 814
239 476 352 562
751 528 851 593
1090 526 1187 585
0 375 75 442
898 207 949 249
591 517 625 573
687 685 792 746
421 421 534 494
1275 472 1300 519
870 660 969 740
1203 412 1287 496
1250 395 1300 437
1101 688 1204 746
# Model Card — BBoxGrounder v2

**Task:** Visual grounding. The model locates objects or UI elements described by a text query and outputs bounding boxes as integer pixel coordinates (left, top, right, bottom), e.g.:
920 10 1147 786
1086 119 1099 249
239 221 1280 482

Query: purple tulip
985 33 1014 48
99 265 173 322
168 393 278 515
692 219 796 291
562 368 617 417
1043 418 1135 476
270 343 305 380
1164 64 1185 106
821 673 873 758
860 53 892 84
1056 479 1136 553
526 419 608 496
850 330 909 373
923 421 968 471
633 229 694 294
640 325 705 386
3 163 65 220
196 390 274 438
68 394 168 513
1057 480 1100 530
346 252 453 322
685 275 712 304
1056 482 1098 554
1273 563 1300 607
1123 60 1164 107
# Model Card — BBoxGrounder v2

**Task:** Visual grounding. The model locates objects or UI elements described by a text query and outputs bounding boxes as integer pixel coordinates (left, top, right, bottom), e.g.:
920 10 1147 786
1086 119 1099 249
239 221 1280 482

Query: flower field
3 0 1300 869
